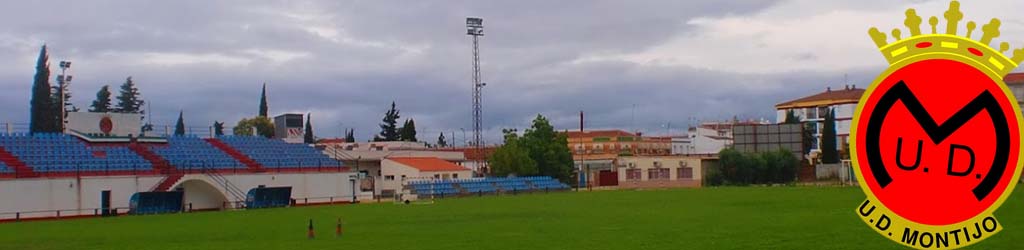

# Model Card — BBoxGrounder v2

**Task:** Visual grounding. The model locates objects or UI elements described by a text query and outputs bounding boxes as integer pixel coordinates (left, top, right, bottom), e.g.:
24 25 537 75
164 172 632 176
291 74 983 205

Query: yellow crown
869 1 1023 76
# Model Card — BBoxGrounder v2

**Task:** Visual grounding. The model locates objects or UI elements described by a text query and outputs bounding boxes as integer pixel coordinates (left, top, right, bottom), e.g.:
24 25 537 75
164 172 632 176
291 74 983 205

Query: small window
434 174 441 179
648 168 670 180
384 175 395 181
452 173 459 179
626 169 642 180
678 167 694 179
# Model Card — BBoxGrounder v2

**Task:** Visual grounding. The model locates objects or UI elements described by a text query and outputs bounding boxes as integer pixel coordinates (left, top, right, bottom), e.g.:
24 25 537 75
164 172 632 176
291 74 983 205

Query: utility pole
578 111 584 191
466 17 486 176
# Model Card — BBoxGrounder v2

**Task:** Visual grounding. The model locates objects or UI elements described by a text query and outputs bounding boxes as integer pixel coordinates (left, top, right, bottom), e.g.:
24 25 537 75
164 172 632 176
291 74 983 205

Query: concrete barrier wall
618 179 701 189
816 163 842 179
0 171 363 220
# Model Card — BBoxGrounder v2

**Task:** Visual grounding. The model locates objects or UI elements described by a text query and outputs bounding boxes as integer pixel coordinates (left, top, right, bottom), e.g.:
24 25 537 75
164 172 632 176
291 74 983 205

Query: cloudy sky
2 0 1023 144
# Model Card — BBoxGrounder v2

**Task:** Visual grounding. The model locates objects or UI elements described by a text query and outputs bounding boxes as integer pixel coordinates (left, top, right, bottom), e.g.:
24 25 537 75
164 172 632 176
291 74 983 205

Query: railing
0 158 350 179
290 195 360 206
192 165 247 207
0 206 130 222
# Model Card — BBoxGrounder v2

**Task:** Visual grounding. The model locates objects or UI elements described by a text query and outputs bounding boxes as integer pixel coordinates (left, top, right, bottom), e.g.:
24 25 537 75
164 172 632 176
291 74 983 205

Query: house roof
775 86 865 109
430 147 496 161
388 157 470 172
564 130 636 138
1006 72 1024 85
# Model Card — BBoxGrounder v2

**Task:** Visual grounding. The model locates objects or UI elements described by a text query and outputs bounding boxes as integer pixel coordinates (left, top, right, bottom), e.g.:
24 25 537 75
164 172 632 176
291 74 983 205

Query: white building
674 121 768 155
1005 73 1024 115
380 157 473 194
775 85 864 153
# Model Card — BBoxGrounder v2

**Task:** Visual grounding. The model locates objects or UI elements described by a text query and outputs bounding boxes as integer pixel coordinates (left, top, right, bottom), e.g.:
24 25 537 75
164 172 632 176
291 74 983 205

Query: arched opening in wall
174 179 228 211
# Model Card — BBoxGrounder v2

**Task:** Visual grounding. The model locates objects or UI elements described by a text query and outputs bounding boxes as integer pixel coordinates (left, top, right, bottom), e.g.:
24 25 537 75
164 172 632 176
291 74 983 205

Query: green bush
713 148 799 186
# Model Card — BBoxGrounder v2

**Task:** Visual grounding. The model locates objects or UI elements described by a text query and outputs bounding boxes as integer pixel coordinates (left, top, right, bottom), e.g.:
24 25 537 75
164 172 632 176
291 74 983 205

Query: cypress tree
213 121 225 137
114 77 145 113
259 83 268 117
437 132 448 147
174 110 185 136
89 85 112 112
399 119 417 142
783 110 800 124
345 129 356 142
820 108 839 164
30 44 55 134
304 113 315 144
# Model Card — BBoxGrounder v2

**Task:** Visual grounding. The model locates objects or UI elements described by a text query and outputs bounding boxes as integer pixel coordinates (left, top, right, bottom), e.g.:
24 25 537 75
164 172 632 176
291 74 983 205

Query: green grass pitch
2 186 1023 249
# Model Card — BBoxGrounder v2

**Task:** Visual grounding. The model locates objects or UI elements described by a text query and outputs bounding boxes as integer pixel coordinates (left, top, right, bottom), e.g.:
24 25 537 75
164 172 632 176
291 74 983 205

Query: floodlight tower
57 60 72 132
466 17 486 174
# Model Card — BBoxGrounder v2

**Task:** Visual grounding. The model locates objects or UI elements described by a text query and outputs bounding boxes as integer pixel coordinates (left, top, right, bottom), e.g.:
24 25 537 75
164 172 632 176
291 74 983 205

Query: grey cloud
1 0 886 144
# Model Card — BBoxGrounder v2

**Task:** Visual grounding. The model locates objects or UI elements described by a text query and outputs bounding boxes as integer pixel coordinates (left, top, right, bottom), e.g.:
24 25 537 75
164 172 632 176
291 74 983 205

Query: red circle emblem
99 117 113 135
855 59 1021 225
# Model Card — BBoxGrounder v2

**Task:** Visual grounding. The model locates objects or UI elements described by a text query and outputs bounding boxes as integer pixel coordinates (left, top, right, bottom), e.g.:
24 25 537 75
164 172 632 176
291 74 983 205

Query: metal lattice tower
466 17 486 174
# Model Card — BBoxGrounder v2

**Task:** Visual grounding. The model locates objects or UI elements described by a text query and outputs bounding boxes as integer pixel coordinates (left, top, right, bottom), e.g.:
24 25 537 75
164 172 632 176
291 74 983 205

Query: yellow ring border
850 50 1024 248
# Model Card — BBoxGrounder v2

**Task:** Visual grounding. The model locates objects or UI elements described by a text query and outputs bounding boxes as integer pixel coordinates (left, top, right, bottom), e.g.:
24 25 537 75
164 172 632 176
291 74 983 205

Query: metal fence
0 122 249 139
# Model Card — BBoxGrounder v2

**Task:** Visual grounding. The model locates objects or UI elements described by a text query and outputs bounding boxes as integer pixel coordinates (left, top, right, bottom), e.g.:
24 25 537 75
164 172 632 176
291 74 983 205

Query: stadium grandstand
0 112 361 221
405 176 570 199
0 112 572 221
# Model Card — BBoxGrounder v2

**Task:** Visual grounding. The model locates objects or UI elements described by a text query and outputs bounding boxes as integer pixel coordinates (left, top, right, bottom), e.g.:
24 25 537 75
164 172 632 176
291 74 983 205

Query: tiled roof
775 87 865 109
430 147 496 161
388 157 470 172
564 130 636 138
1005 72 1024 85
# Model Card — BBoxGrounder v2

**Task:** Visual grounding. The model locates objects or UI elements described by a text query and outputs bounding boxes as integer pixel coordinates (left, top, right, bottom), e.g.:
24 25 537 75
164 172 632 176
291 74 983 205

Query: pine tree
213 121 225 137
345 129 356 142
258 83 268 117
399 119 417 142
376 101 401 141
174 110 185 136
437 132 448 147
89 85 112 112
30 44 55 134
820 108 839 164
114 77 145 113
304 113 315 144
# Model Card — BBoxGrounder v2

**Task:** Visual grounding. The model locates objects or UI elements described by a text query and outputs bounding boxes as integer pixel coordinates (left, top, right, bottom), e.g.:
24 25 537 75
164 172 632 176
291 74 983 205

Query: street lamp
460 128 467 147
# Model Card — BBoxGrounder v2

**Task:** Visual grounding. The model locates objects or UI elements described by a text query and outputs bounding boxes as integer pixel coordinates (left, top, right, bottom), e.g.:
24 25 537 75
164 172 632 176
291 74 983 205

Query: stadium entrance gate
598 170 618 186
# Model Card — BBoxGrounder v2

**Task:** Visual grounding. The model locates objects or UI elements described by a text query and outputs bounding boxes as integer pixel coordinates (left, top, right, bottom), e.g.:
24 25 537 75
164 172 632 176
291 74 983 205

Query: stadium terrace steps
152 174 184 192
0 146 35 176
128 144 174 172
203 138 264 171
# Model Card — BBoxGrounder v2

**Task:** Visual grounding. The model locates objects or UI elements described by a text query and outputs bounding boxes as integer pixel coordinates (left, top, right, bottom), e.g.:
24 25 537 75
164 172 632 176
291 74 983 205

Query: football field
1 186 1022 249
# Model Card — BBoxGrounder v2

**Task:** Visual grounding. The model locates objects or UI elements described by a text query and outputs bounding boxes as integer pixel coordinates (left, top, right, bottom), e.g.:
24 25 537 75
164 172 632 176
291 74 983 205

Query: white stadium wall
0 175 162 219
66 112 143 136
0 171 364 220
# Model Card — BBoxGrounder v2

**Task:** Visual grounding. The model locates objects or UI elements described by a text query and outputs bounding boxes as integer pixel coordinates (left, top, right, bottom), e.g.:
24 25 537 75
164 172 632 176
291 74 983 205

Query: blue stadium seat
405 176 570 196
0 133 151 172
150 135 243 170
218 136 341 169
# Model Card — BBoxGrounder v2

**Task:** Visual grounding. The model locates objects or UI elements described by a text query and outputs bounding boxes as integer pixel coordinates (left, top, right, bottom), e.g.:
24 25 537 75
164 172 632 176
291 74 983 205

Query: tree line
30 45 146 134
706 148 800 186
487 115 574 183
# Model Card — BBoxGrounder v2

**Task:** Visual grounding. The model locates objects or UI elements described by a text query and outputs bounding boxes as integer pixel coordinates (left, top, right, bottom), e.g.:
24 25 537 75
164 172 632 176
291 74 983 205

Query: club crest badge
851 1 1024 248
